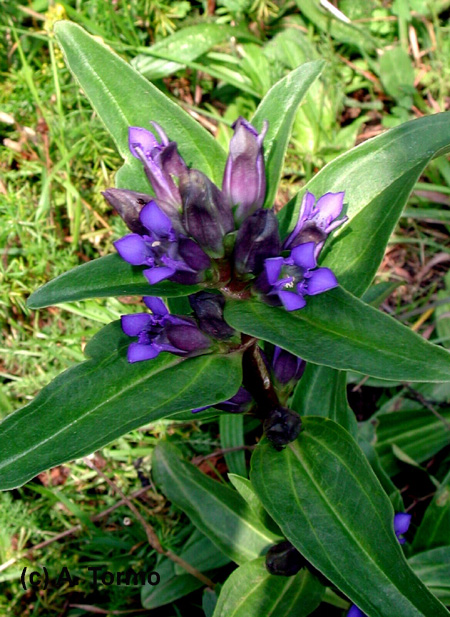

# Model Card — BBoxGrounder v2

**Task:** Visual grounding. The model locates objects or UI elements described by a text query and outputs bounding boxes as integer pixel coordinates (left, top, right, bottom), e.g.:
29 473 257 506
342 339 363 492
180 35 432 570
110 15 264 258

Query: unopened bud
265 541 306 577
263 407 302 449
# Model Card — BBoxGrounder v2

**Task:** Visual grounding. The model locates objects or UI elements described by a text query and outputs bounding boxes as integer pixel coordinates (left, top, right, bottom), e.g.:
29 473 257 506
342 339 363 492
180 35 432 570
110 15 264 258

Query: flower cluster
104 117 346 378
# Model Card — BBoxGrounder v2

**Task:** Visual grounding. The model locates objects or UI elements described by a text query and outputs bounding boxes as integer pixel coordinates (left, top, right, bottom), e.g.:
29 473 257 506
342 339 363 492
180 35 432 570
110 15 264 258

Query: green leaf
412 469 450 553
141 558 203 609
294 0 377 51
0 322 242 490
228 474 281 536
152 441 281 565
409 547 450 605
279 112 450 297
224 291 450 382
27 254 200 308
212 557 324 617
250 61 324 208
54 21 226 191
132 23 256 80
219 415 247 478
174 528 230 575
251 417 449 617
379 48 415 102
291 365 357 436
374 409 450 477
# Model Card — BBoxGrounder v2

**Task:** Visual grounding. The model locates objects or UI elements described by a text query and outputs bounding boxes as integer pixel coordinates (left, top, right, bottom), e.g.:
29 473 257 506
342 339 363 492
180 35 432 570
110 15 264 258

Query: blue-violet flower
114 200 210 286
264 242 338 311
121 296 211 362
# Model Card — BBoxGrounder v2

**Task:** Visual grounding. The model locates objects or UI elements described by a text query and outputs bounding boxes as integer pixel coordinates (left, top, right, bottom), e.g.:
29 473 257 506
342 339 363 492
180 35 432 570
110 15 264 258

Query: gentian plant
2 21 450 617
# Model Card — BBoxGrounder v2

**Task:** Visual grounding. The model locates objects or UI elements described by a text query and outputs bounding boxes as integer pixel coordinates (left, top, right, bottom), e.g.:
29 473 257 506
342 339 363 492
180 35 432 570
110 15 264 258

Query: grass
2 0 450 615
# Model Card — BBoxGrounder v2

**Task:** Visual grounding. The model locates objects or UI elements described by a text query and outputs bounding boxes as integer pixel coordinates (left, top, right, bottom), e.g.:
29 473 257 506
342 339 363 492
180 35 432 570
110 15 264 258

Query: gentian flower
128 122 187 226
188 291 235 340
223 117 268 225
272 346 305 386
234 209 280 276
114 200 210 286
347 513 412 617
192 387 253 414
284 191 347 257
264 242 338 311
180 169 234 258
121 296 211 363
102 188 153 235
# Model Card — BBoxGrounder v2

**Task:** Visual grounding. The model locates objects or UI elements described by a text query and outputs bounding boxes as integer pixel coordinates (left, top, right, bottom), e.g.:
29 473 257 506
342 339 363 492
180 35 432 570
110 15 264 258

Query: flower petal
278 291 307 311
114 234 151 266
127 342 160 363
128 126 159 159
314 192 345 226
265 257 283 285
347 606 366 617
140 200 173 237
304 267 338 295
121 313 152 337
143 296 168 316
144 266 176 285
291 242 316 270
394 513 412 537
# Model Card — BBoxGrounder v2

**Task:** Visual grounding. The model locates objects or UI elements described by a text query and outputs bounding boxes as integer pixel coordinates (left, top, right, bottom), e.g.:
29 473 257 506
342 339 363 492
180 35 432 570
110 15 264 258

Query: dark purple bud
192 386 254 414
189 291 235 340
102 188 153 235
263 407 302 449
164 316 212 354
265 541 306 577
180 169 234 258
128 124 187 225
234 209 280 276
223 117 268 225
272 347 306 385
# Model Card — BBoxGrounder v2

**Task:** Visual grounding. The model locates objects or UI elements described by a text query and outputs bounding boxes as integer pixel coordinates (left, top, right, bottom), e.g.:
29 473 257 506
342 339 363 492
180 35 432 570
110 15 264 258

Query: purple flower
128 122 187 226
223 117 268 225
189 291 235 340
234 209 280 276
284 191 347 257
394 512 412 545
264 242 338 311
102 188 153 235
121 296 211 362
347 512 412 617
272 347 305 386
114 200 210 285
192 387 253 414
180 169 234 258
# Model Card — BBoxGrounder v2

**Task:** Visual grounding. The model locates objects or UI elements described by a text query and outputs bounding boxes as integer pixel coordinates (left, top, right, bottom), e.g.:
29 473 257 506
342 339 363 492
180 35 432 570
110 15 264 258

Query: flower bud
102 188 152 235
180 169 234 258
265 541 306 577
272 347 306 386
223 117 268 225
234 209 280 276
263 407 302 449
164 317 212 354
189 291 235 340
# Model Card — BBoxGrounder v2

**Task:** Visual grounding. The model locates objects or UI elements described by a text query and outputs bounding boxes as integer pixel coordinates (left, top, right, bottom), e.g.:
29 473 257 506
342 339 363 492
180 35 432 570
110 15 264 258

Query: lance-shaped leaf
27 254 200 309
0 322 242 490
251 417 450 617
409 547 450 606
412 469 450 553
249 61 324 208
224 291 450 382
220 415 247 477
278 112 450 297
54 21 226 191
132 23 257 80
152 441 281 565
374 409 450 477
292 364 357 436
212 557 324 617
